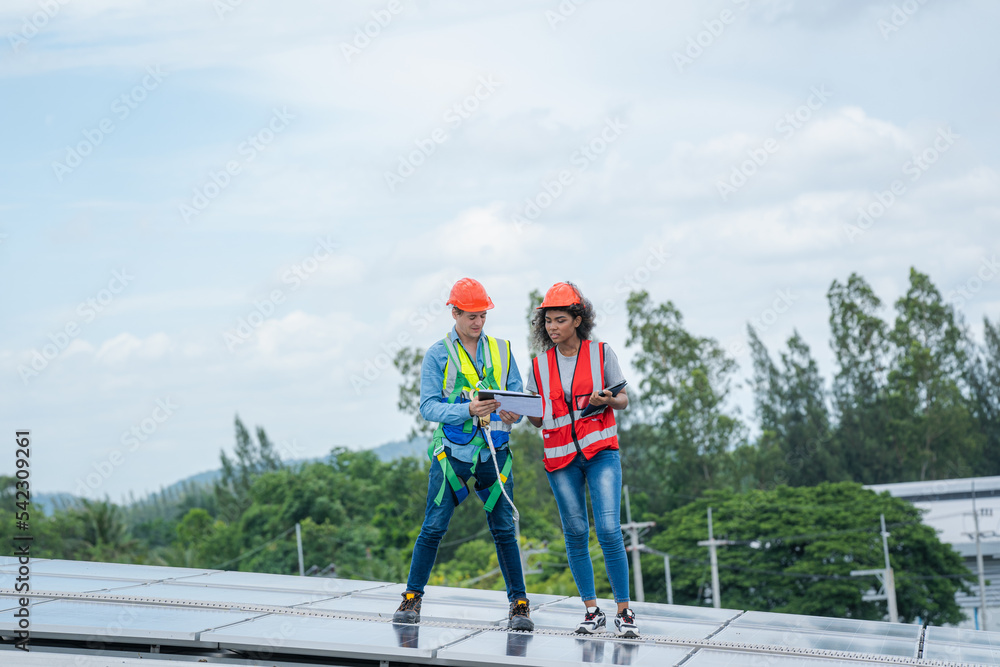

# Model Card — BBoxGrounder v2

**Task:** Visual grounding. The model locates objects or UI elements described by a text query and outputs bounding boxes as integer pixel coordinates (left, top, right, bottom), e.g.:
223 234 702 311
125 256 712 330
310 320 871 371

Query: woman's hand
588 387 628 411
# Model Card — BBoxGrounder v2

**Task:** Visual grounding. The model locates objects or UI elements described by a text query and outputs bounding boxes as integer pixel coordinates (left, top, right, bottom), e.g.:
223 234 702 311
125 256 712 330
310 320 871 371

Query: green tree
215 415 283 523
641 482 970 625
967 316 1000 474
393 347 433 438
748 327 839 487
621 291 746 514
525 288 543 358
887 269 981 480
73 498 141 562
828 273 895 483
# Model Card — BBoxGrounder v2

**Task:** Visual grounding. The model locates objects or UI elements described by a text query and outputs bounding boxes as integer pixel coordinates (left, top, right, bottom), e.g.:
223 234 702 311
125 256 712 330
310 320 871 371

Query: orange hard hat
537 282 582 309
447 278 494 311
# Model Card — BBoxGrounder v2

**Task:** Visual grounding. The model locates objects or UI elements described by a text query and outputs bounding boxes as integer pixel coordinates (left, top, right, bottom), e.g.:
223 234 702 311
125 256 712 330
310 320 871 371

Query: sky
2 0 998 502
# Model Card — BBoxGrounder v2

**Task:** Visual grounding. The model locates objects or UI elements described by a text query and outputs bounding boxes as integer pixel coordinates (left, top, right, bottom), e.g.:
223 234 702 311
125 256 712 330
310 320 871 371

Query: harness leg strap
482 452 513 513
429 441 469 506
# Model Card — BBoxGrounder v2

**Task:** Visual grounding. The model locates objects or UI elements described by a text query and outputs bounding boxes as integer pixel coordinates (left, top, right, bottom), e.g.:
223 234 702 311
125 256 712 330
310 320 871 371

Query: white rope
482 421 519 521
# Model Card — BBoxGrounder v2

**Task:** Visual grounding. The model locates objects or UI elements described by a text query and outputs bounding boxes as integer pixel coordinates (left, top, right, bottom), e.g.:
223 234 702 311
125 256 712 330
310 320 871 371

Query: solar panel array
1 556 997 666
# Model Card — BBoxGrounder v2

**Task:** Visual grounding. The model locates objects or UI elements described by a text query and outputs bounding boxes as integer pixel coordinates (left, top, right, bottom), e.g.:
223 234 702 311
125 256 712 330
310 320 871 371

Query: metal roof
1 557 997 666
867 476 1000 502
866 476 1000 558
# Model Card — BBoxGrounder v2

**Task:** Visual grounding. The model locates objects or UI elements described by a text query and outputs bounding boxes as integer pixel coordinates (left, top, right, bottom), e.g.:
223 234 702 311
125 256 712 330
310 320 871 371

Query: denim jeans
547 448 630 603
406 447 526 602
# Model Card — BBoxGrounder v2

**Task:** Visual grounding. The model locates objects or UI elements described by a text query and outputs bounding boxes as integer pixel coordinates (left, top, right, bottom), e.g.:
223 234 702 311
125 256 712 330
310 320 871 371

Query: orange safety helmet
447 277 495 311
537 282 582 309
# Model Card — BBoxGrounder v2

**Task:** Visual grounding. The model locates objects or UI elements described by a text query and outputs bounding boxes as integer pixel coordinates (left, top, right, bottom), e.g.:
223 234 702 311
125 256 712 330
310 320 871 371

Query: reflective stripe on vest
533 339 618 472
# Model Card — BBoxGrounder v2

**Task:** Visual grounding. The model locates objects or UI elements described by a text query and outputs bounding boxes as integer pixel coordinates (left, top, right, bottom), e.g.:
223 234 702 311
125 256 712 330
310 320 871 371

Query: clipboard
579 380 627 418
477 390 544 418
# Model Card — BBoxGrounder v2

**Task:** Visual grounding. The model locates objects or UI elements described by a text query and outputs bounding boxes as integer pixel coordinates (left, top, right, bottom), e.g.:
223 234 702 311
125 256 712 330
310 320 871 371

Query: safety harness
429 332 513 513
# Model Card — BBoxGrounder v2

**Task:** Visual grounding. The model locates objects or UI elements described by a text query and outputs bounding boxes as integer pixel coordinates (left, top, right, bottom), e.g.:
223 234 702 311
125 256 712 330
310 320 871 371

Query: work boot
392 591 422 624
508 598 534 631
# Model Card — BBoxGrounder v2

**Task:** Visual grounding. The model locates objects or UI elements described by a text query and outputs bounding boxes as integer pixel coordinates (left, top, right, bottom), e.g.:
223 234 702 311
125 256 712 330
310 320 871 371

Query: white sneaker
575 606 607 634
614 608 639 638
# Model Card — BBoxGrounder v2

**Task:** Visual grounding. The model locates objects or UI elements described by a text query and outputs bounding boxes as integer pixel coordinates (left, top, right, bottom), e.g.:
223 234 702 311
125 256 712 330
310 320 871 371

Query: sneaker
392 591 422 624
508 598 534 631
575 606 607 634
614 608 639 638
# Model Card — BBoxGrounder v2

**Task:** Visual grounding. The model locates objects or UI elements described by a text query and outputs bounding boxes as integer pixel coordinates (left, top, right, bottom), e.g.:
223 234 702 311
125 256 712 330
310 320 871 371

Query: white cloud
3 0 998 499
96 332 171 364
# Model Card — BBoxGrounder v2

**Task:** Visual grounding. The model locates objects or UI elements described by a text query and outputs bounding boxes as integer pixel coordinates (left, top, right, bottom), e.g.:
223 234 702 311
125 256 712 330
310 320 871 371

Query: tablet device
475 390 544 418
579 380 627 418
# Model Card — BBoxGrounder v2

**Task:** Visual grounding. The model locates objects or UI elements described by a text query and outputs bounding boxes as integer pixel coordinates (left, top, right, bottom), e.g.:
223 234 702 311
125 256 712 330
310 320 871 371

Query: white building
867 476 1000 631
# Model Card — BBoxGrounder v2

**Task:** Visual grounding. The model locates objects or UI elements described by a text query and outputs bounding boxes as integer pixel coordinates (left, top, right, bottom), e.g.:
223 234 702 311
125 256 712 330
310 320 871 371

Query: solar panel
0 652 221 667
0 598 259 646
711 625 920 658
733 609 923 639
540 596 741 624
684 649 883 666
1 558 996 666
0 556 33 569
922 626 1000 664
175 569 391 594
203 613 478 661
109 581 346 608
2 559 214 581
528 605 723 639
0 573 153 595
302 593 513 623
437 630 692 666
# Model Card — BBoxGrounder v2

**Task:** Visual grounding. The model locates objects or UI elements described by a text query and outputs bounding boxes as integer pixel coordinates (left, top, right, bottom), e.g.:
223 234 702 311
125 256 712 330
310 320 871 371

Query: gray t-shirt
526 342 626 399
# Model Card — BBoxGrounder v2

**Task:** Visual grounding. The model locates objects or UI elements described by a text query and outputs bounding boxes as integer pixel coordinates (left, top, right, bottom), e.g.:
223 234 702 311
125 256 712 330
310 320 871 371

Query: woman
526 282 638 638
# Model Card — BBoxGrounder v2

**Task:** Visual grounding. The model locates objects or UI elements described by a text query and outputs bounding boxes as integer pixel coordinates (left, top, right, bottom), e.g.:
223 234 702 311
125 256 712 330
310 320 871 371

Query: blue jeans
547 448 630 603
406 447 526 602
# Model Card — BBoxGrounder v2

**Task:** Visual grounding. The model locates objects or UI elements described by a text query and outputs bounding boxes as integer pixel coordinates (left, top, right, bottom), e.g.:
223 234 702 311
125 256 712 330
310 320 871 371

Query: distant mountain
33 492 77 516
369 436 429 462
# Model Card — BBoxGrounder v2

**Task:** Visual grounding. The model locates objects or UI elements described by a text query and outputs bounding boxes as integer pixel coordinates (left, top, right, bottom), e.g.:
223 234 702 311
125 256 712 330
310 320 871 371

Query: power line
212 526 296 570
456 567 501 586
438 527 491 548
718 520 922 547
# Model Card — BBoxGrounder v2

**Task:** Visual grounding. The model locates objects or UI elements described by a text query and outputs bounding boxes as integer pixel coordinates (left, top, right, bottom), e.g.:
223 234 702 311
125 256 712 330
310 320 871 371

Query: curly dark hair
530 283 596 352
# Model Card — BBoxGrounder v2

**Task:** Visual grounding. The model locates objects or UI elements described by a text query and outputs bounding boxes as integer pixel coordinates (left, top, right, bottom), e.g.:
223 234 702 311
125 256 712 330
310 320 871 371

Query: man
393 277 534 631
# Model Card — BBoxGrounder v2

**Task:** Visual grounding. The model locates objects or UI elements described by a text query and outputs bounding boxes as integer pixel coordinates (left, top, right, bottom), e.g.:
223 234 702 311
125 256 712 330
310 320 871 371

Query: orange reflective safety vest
532 339 619 472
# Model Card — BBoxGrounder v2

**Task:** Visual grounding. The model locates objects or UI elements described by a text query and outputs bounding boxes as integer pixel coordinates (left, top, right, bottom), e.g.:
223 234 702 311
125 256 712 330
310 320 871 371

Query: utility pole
880 514 899 623
850 514 898 622
697 508 734 609
664 554 673 605
638 545 674 605
972 482 989 631
515 518 545 576
622 485 655 602
295 522 305 576
515 518 524 575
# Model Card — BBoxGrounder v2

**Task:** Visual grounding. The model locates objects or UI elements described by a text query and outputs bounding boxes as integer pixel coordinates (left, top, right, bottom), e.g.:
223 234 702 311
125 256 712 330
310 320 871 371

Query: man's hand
469 395 500 419
498 410 520 425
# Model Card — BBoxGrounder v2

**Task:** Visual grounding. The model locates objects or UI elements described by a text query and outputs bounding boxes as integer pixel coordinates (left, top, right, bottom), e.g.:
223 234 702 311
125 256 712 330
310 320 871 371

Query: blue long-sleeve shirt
420 327 523 464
